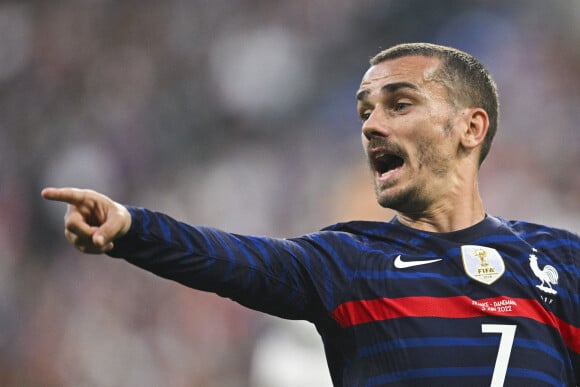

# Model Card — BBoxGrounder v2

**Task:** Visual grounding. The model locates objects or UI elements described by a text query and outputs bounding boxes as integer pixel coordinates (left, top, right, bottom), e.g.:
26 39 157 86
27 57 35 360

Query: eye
394 102 411 112
359 111 371 122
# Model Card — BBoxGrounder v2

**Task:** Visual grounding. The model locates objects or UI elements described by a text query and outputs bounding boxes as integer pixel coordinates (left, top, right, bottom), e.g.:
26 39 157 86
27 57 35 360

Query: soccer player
42 43 580 386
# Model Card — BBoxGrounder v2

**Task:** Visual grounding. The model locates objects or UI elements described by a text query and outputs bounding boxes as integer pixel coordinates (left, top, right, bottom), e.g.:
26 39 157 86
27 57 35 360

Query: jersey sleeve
106 206 332 322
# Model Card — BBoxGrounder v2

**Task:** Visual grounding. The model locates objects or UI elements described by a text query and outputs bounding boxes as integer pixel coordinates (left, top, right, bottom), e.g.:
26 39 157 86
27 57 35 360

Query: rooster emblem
529 249 558 295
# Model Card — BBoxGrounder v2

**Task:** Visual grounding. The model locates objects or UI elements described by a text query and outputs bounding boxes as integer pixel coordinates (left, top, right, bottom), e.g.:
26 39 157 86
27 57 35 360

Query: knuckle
64 229 74 242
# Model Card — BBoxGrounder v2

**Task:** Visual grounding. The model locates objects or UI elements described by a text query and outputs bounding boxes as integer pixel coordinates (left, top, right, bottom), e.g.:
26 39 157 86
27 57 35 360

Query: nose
361 106 389 140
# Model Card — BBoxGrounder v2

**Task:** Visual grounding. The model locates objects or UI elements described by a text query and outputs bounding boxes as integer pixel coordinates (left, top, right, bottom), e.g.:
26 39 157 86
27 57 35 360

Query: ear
460 108 489 151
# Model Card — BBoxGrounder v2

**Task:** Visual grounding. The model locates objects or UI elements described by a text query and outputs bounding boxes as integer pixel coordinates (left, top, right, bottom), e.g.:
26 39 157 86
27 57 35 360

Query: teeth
374 151 393 164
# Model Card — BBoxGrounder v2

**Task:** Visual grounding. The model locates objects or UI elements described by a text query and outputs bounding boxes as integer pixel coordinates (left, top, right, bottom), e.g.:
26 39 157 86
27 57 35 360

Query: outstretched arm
41 187 338 322
41 187 132 254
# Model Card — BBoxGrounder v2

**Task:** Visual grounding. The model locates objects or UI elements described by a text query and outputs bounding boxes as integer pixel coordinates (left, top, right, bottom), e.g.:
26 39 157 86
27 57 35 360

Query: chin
375 191 405 211
375 186 426 213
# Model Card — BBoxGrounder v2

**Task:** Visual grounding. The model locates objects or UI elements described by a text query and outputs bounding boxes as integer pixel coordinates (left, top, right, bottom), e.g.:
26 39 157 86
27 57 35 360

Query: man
42 43 580 386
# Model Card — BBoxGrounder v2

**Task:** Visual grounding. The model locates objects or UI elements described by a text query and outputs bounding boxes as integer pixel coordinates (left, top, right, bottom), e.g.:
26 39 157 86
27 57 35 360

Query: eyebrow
356 81 420 101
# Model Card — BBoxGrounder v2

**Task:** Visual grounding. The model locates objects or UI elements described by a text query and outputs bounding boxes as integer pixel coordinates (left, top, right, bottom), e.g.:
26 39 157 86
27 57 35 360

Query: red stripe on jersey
331 296 580 354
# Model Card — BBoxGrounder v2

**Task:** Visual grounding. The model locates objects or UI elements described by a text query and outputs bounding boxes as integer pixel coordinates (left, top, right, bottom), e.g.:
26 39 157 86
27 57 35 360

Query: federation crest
529 248 558 295
461 245 505 285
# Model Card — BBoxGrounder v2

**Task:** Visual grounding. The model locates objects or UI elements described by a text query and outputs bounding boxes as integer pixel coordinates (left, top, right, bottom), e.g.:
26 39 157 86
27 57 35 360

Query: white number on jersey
481 324 517 387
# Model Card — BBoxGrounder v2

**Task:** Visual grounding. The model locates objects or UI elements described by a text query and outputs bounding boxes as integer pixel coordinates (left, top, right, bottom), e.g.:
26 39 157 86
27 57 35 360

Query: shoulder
501 218 578 240
293 221 386 248
316 220 415 243
287 220 404 250
303 219 426 252
499 217 580 255
320 219 405 236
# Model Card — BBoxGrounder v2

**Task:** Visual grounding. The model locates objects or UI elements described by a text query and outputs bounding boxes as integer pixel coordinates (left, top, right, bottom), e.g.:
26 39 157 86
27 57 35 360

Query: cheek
415 136 432 168
415 135 453 176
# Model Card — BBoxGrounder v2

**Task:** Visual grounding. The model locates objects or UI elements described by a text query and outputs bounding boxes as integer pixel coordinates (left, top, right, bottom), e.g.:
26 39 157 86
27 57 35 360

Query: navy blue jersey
108 207 580 386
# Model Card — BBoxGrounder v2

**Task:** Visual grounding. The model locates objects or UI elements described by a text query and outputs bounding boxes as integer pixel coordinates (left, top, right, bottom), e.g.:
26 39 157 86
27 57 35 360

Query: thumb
92 232 112 250
92 203 131 251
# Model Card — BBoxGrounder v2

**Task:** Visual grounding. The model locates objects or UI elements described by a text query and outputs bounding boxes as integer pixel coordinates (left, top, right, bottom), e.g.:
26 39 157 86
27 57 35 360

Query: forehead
358 55 442 93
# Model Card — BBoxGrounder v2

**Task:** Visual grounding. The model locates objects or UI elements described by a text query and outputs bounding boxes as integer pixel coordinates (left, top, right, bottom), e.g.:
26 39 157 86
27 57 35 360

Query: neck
395 176 486 233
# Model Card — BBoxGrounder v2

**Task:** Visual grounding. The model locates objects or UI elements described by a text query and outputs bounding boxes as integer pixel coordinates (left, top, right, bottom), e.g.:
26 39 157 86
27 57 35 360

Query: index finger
41 187 88 205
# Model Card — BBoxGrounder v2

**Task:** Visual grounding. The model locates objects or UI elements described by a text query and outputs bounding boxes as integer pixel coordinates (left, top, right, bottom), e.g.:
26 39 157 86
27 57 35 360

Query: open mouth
372 151 405 176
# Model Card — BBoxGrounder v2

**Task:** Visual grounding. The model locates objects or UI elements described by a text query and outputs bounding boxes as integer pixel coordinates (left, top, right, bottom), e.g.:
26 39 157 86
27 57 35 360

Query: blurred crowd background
1 0 579 386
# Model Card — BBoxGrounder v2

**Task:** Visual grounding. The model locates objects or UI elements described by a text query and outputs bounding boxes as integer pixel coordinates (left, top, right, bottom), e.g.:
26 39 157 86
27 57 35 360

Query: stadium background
1 1 579 385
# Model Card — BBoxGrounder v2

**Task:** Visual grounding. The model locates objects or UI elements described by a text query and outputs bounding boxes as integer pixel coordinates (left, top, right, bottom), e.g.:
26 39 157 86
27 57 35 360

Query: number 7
482 324 517 387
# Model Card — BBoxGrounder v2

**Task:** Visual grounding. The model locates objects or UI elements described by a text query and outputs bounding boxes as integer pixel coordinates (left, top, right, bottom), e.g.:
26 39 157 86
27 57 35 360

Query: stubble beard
374 177 429 213
371 127 454 214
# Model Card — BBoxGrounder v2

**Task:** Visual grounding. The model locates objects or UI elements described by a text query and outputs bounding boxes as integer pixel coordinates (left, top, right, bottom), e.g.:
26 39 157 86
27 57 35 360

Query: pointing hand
41 187 132 254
